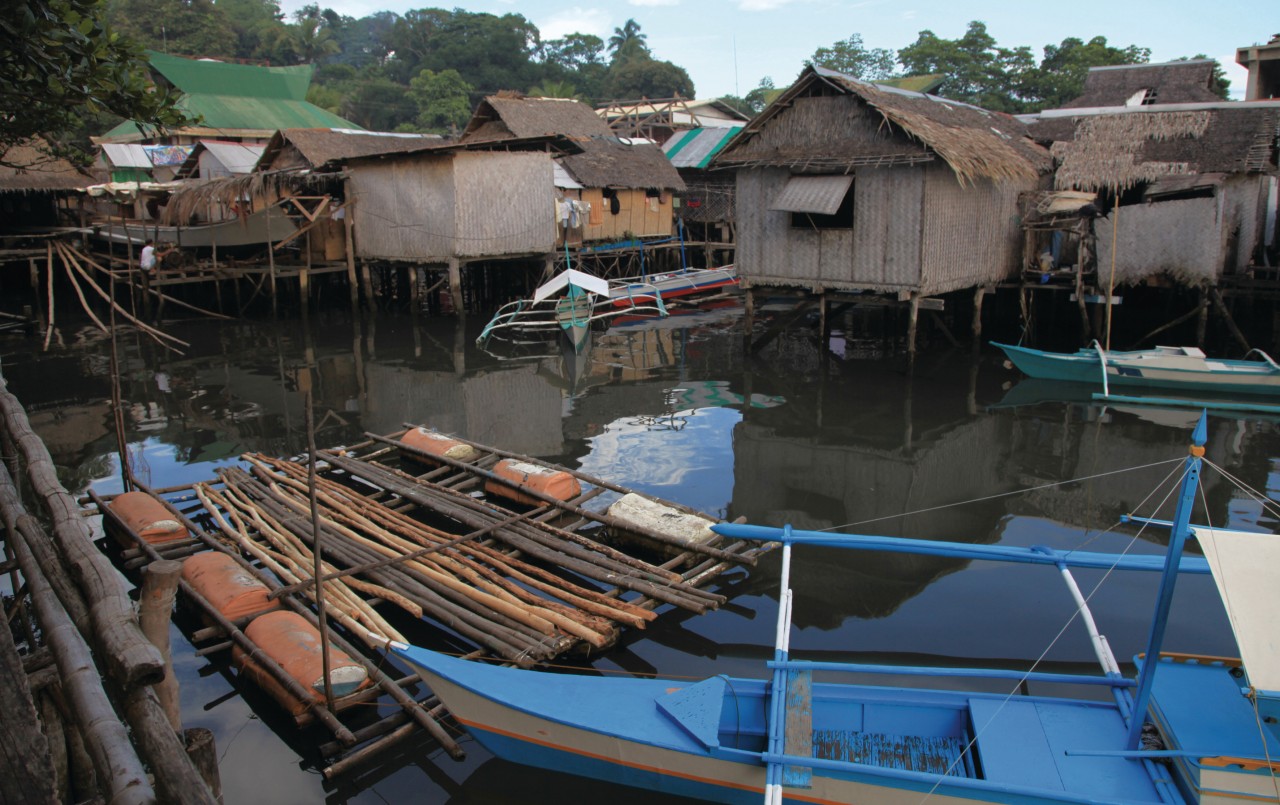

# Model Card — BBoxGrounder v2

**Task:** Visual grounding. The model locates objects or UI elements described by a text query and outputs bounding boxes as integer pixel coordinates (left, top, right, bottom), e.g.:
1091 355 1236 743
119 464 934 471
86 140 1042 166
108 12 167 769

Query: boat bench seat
812 729 970 777
968 699 1164 801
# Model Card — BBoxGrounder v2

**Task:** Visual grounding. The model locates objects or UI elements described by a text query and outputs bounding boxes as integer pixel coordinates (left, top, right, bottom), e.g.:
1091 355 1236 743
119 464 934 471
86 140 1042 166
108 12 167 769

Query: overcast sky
278 0 1275 100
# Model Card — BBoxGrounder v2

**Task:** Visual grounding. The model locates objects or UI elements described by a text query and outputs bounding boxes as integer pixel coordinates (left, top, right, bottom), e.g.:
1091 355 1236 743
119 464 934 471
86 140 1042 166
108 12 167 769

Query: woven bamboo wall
347 158 456 261
920 165 1027 295
453 151 556 258
1095 198 1220 285
736 166 928 292
850 167 924 289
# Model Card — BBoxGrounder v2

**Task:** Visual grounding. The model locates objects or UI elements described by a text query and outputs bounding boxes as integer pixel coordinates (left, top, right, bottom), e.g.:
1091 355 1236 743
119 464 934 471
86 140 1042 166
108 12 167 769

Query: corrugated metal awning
553 162 582 189
769 175 854 214
100 143 152 169
202 141 264 175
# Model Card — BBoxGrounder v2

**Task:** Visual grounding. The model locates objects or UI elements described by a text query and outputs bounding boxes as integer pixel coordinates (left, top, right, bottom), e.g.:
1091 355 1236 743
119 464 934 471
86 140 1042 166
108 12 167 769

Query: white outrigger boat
995 341 1280 414
389 412 1280 803
478 266 738 349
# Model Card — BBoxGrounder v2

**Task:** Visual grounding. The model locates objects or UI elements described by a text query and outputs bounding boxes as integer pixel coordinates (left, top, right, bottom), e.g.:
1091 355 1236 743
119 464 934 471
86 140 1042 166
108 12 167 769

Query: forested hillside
102 1 692 134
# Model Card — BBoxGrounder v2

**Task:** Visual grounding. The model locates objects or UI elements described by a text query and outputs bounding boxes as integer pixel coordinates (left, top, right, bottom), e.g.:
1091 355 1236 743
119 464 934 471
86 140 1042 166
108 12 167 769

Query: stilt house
1028 62 1280 287
0 142 92 231
459 96 685 247
711 66 1051 301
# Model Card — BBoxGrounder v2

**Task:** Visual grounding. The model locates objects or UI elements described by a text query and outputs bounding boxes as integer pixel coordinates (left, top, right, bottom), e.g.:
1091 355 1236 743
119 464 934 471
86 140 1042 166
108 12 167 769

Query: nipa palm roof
461 95 684 190
1 141 93 193
98 52 359 142
258 128 444 172
713 65 1050 185
1060 60 1223 109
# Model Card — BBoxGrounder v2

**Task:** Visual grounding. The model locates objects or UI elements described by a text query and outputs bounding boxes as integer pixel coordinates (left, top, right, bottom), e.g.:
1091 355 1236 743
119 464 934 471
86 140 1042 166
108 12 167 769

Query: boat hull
994 342 1280 396
608 267 738 308
91 208 299 248
393 645 1166 804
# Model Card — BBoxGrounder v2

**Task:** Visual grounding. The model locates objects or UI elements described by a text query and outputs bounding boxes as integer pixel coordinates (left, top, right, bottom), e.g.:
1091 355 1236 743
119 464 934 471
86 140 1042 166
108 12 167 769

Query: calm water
2 300 1275 804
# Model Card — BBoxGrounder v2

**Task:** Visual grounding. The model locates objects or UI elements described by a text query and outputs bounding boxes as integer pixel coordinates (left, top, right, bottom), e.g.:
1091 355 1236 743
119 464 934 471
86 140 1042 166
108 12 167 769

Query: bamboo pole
0 374 166 689
0 464 156 805
305 392 335 706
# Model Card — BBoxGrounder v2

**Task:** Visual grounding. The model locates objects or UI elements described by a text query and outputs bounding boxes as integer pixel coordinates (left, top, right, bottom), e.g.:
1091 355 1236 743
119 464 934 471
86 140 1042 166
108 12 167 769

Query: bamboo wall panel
1095 197 1219 285
453 152 556 258
579 189 675 242
347 159 455 261
735 168 822 286
850 167 923 290
920 166 1026 295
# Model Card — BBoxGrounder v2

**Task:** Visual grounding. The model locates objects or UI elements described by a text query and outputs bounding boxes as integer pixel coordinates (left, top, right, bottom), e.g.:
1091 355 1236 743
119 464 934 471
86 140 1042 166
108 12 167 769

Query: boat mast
1125 410 1207 749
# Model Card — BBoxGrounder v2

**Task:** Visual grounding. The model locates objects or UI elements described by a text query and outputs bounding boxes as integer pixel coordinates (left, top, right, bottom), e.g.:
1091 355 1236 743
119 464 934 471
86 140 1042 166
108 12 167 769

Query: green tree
605 58 693 100
340 72 416 130
1178 55 1231 99
214 0 286 60
608 19 648 63
1 0 190 165
807 34 896 81
1022 36 1150 110
408 68 474 134
528 79 582 100
108 0 237 58
541 33 605 71
898 21 1034 112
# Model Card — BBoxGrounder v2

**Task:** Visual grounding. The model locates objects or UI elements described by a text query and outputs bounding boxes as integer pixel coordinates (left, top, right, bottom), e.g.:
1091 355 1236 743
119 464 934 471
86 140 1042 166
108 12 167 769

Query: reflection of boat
994 377 1280 427
994 341 1280 397
478 267 738 348
391 415 1280 804
91 207 300 248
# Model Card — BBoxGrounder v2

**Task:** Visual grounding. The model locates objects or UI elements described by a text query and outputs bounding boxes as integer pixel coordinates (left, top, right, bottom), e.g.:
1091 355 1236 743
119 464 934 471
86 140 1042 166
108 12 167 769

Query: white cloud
736 0 794 10
901 9 917 20
536 7 612 40
629 0 680 6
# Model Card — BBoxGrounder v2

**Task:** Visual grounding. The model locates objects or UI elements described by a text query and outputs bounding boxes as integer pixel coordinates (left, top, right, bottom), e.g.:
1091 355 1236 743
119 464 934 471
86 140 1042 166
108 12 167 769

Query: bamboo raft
88 425 776 778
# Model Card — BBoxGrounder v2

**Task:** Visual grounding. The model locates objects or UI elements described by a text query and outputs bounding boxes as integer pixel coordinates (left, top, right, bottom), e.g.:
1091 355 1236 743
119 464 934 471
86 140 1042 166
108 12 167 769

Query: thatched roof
712 66 1050 185
1060 61 1223 109
460 94 683 190
561 139 684 191
461 95 612 141
258 128 445 172
1040 104 1280 191
0 142 93 193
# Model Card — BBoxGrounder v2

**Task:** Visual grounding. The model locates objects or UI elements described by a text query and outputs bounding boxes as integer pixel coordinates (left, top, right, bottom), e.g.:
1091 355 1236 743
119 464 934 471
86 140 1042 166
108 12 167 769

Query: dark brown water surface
2 301 1272 803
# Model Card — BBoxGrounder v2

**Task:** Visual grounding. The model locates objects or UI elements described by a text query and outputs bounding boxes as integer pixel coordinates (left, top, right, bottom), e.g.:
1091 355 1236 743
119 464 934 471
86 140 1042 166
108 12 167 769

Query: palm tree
607 19 646 56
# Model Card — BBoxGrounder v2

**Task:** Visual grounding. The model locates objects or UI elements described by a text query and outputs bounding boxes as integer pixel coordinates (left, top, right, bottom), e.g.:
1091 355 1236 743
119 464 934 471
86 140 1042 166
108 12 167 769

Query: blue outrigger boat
390 413 1280 803
994 341 1280 415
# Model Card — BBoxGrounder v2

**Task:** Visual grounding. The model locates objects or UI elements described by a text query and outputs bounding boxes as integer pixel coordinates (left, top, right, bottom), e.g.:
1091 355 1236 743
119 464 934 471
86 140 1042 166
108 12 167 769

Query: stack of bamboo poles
191 453 722 665
0 370 219 804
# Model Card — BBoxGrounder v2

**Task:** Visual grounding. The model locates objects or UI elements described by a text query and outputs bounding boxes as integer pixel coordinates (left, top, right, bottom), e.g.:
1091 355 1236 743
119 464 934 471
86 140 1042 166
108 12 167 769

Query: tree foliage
898 21 1035 112
1020 36 1151 109
807 34 895 81
1 0 190 163
408 68 474 134
606 58 694 100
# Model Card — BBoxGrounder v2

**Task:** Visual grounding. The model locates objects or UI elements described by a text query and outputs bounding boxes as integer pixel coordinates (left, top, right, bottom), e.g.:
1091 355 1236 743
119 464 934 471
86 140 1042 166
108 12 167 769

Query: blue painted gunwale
992 342 1280 396
392 644 1174 804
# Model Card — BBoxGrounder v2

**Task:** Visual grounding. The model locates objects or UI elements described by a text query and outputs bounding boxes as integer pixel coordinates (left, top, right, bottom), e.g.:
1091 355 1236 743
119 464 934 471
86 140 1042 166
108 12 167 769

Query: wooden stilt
266 207 278 316
448 257 463 314
743 286 755 354
1197 284 1210 348
971 285 986 350
344 203 358 307
361 261 375 310
1209 286 1251 354
906 292 921 367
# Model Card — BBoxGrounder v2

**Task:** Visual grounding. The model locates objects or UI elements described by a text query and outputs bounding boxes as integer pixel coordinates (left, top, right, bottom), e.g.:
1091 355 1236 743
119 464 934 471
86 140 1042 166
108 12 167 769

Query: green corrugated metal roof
148 52 313 100
99 53 360 141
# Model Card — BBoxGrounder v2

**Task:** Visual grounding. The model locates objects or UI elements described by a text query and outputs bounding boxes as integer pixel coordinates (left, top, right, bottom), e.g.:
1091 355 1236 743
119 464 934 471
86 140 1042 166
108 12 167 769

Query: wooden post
182 728 221 802
971 285 987 351
266 205 278 316
301 226 312 307
304 391 335 706
743 286 755 354
818 291 827 350
447 257 463 315
361 261 375 311
906 292 921 368
1197 284 1210 349
0 591 58 804
138 560 183 732
344 202 358 308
